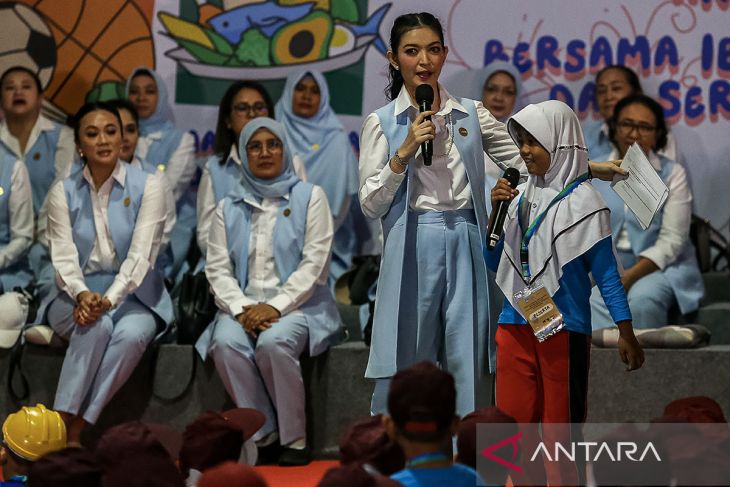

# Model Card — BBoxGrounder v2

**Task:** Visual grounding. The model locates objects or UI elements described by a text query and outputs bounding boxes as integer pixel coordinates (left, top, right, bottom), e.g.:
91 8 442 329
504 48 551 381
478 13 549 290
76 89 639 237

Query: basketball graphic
15 0 155 117
0 2 56 88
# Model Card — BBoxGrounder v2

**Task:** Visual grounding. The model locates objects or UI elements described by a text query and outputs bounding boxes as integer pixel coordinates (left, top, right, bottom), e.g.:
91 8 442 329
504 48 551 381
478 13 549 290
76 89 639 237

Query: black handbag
176 271 218 345
690 215 730 273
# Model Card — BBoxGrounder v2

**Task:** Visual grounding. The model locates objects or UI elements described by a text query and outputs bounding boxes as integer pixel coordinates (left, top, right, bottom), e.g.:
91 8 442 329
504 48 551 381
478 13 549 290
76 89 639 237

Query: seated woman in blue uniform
590 94 703 329
275 70 361 284
42 102 172 445
126 67 197 282
196 80 277 263
196 118 342 466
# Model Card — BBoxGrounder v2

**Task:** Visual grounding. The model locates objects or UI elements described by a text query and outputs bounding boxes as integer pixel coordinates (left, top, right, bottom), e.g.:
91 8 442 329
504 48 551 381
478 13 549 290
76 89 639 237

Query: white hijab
496 100 612 317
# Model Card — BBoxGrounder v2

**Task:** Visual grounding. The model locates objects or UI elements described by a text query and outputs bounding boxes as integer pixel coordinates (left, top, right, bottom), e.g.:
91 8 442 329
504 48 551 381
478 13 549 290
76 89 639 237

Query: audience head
0 66 43 120
456 407 517 469
72 102 124 166
127 68 159 120
386 12 446 101
239 118 293 182
1 404 66 478
214 80 274 157
609 93 668 158
481 64 521 121
197 461 268 487
290 74 322 119
179 408 265 476
318 463 401 487
385 362 457 448
107 98 140 162
595 64 643 120
339 414 405 475
28 447 102 487
662 396 726 423
95 422 184 487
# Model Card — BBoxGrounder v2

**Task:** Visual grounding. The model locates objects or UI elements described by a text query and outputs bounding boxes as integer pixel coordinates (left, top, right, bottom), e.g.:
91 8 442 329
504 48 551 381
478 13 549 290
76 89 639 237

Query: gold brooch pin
283 208 291 217
311 143 320 151
157 164 166 172
124 196 131 207
459 127 468 137
0 186 4 196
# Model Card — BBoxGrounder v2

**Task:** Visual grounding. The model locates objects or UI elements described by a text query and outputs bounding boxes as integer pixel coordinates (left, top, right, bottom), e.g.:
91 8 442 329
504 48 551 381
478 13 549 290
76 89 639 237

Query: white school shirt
0 160 33 269
46 161 166 306
609 148 692 270
359 85 523 219
196 146 308 255
205 185 333 318
135 130 197 202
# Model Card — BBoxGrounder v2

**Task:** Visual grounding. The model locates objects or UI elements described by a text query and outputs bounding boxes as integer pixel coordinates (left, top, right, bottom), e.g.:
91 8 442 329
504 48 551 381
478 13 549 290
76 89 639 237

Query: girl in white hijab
485 100 644 484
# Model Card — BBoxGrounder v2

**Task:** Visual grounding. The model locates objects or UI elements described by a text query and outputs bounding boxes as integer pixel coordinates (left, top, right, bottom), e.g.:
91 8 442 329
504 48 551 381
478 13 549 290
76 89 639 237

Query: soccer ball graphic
0 2 56 89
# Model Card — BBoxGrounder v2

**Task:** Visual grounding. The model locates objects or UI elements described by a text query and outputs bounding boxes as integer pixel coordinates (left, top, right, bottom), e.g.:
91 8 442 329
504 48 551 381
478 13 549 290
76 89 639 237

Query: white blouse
129 157 176 246
136 131 197 202
358 85 523 219
46 161 166 306
205 185 332 318
0 160 33 269
196 147 308 256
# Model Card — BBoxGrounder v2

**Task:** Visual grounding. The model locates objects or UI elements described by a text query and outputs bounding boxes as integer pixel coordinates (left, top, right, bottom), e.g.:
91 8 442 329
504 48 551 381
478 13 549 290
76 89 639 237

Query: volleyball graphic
15 0 155 117
0 2 56 88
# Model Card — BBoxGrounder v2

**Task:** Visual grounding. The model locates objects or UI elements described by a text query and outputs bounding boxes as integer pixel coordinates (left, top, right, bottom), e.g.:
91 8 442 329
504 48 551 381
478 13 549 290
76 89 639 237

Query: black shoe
256 442 282 466
278 447 311 467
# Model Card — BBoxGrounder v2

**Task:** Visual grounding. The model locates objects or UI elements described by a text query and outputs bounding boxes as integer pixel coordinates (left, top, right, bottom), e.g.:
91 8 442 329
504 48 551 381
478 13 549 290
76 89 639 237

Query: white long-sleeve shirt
609 148 692 270
196 147 308 255
46 162 166 306
359 85 523 219
129 157 176 246
0 115 75 180
136 131 197 202
0 160 33 269
205 185 333 318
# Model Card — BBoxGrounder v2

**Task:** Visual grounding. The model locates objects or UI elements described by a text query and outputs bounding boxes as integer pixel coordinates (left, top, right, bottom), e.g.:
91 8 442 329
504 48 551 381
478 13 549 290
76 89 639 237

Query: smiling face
0 69 41 119
596 67 636 120
117 108 139 162
127 74 159 120
291 76 321 119
388 26 448 101
245 128 284 180
77 110 122 169
515 124 551 177
482 71 517 120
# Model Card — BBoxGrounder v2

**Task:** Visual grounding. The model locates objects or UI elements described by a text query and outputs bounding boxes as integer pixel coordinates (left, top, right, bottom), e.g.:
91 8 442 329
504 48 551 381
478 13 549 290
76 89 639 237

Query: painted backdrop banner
0 0 727 229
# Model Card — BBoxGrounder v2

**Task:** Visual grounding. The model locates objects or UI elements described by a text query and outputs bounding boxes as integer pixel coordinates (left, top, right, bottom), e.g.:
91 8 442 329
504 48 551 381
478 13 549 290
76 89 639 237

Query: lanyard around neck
518 172 590 279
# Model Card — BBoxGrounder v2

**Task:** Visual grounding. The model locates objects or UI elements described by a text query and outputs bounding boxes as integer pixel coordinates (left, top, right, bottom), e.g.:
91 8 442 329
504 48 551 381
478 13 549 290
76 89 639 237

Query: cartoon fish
337 4 389 55
207 1 314 43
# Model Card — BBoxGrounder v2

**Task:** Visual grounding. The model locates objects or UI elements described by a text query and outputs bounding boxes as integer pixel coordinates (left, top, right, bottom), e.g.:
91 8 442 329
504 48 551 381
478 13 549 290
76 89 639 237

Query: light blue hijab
275 70 358 216
126 66 176 135
443 61 525 121
236 118 300 201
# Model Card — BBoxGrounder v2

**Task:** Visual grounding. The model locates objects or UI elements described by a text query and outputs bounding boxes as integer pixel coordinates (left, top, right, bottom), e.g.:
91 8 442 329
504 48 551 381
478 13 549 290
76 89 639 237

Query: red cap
339 415 405 475
198 462 267 487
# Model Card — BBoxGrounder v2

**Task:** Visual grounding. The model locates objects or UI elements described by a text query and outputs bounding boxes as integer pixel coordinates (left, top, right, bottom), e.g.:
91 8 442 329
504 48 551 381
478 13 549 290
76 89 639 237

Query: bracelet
392 151 407 169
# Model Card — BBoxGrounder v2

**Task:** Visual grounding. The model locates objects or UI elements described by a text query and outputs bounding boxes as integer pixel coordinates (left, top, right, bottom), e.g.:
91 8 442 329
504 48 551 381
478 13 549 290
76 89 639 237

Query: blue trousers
371 210 489 416
208 313 309 446
48 293 158 424
590 250 676 329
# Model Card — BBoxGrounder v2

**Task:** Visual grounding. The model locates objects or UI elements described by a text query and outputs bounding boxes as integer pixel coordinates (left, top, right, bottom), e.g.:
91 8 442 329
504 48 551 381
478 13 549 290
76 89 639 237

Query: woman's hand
617 321 645 371
398 110 436 160
237 304 281 336
589 160 627 181
74 291 108 326
491 177 519 207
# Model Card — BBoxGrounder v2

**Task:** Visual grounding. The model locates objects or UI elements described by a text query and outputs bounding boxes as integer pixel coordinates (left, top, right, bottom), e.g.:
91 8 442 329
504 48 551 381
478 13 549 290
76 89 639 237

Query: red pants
495 325 591 486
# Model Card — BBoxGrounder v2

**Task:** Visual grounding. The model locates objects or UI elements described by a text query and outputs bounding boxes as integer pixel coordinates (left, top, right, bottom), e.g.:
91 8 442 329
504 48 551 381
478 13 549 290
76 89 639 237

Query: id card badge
514 281 565 342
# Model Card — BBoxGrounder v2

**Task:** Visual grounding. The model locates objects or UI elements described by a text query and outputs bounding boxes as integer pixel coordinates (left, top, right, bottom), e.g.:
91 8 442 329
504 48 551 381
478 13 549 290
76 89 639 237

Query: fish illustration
207 1 314 43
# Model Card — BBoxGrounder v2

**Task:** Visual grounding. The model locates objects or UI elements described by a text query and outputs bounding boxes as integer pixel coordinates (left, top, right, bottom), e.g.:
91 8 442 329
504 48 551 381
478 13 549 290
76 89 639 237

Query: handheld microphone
415 84 434 166
487 167 521 250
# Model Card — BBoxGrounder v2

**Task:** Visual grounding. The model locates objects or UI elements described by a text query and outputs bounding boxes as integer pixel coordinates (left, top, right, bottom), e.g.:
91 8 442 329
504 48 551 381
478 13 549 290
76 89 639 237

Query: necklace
433 113 454 158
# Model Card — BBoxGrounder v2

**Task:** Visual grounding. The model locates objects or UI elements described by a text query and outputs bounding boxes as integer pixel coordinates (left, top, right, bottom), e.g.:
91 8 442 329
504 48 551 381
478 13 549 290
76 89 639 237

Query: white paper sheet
610 143 669 230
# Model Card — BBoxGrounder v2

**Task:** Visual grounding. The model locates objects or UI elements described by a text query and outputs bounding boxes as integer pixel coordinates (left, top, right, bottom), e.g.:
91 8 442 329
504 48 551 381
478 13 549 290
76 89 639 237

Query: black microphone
415 84 434 166
487 168 521 250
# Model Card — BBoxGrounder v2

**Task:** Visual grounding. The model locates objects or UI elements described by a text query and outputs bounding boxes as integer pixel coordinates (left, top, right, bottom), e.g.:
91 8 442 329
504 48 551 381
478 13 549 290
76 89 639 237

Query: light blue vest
0 154 32 292
593 155 703 313
197 181 342 359
207 154 242 203
40 165 173 325
0 122 63 214
582 120 614 161
366 98 489 378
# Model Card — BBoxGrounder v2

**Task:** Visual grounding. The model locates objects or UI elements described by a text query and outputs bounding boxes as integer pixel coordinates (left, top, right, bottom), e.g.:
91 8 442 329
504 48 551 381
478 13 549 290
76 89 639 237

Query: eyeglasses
246 139 283 155
233 102 268 115
484 85 516 97
616 120 656 136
